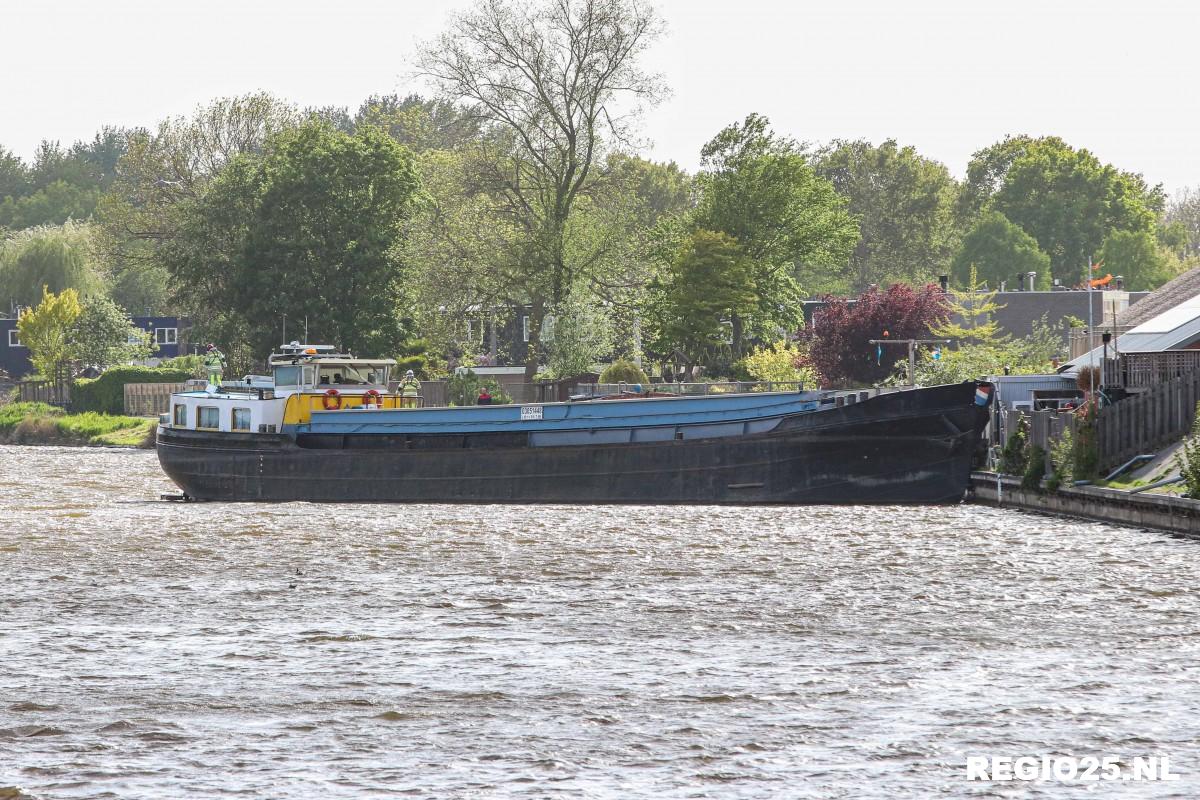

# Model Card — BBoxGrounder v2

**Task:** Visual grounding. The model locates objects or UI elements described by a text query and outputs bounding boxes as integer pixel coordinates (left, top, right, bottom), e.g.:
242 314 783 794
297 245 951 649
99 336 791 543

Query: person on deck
477 387 492 405
399 369 421 407
204 344 226 391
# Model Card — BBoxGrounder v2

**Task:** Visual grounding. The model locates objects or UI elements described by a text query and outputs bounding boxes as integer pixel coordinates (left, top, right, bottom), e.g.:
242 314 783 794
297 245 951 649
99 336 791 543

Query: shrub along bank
72 366 192 414
0 402 155 447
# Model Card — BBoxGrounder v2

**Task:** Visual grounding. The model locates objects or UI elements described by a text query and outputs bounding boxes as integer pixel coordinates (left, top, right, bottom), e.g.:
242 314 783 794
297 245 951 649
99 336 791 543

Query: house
803 287 1148 348
0 315 188 378
1062 266 1200 386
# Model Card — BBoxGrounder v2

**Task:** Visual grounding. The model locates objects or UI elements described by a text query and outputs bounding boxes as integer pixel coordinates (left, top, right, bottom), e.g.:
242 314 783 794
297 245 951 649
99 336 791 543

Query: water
0 444 1197 799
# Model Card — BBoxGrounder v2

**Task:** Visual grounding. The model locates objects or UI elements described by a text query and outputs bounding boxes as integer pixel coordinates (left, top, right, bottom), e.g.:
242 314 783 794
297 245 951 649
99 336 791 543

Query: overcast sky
3 0 1197 196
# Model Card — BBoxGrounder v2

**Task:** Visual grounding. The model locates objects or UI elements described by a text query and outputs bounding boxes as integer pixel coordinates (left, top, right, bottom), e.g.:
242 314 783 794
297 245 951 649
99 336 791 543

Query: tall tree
70 295 153 369
355 94 482 153
17 287 82 378
0 221 105 310
814 138 960 289
165 121 422 359
695 114 858 353
951 210 1050 290
965 136 1163 284
645 229 759 373
417 0 666 378
1167 186 1200 259
1098 229 1176 291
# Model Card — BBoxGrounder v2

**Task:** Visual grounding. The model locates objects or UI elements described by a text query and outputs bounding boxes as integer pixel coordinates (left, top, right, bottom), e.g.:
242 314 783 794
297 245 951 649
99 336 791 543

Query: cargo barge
156 343 994 504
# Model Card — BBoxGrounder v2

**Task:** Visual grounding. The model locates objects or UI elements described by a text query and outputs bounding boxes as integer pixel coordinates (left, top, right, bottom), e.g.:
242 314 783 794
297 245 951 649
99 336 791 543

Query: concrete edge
969 471 1200 538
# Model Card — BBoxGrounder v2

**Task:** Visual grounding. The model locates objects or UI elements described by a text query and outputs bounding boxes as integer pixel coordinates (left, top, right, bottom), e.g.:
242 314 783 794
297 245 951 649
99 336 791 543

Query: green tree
0 146 29 201
545 290 615 378
0 222 105 309
70 295 153 369
933 265 1004 344
1167 186 1200 259
646 229 759 372
1098 229 1176 291
985 136 1163 284
695 114 858 351
951 210 1050 290
17 287 82 377
814 138 960 288
354 93 482 153
165 120 422 359
417 0 666 379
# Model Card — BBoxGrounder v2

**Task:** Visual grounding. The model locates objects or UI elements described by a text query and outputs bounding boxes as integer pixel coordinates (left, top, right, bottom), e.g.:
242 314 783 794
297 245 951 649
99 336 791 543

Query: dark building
0 316 188 378
803 288 1148 347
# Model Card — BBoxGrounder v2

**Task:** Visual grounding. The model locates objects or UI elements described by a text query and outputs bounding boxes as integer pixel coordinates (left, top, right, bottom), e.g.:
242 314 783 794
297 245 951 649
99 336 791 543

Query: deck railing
577 381 808 397
1103 351 1200 388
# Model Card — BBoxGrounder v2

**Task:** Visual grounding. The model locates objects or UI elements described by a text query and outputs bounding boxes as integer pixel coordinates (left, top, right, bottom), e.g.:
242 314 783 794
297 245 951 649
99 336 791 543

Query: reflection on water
0 445 1197 798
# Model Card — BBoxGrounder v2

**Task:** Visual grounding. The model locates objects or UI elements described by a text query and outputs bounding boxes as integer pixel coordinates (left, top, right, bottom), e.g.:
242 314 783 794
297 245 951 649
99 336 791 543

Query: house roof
1116 264 1200 329
1063 283 1200 373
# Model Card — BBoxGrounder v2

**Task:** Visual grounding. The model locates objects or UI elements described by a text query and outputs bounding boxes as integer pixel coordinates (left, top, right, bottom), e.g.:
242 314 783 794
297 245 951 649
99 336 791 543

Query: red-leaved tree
803 283 949 387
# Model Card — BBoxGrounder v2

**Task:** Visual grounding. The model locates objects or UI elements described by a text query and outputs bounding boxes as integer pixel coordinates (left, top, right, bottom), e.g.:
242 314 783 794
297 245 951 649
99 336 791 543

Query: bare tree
417 0 666 377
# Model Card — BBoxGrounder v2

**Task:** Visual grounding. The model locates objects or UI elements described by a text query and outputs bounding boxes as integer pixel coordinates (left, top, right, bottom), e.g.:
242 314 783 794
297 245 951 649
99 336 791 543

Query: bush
160 354 206 377
1021 445 1046 491
447 369 512 406
998 422 1028 475
599 359 648 385
72 366 193 414
1179 403 1200 499
1047 426 1074 492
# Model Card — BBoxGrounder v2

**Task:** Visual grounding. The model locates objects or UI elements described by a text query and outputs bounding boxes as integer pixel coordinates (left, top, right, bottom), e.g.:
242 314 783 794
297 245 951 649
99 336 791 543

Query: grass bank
0 402 156 448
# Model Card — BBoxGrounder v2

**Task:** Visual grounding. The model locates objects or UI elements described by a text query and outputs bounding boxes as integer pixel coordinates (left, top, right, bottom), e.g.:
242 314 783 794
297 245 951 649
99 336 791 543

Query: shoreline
0 403 156 449
968 471 1200 537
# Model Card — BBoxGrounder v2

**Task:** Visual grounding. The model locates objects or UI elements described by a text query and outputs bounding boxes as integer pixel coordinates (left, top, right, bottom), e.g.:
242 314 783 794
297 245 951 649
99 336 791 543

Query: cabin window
275 366 301 386
155 327 177 345
232 407 251 431
7 329 21 347
522 316 530 342
173 403 186 426
197 406 219 429
318 364 385 386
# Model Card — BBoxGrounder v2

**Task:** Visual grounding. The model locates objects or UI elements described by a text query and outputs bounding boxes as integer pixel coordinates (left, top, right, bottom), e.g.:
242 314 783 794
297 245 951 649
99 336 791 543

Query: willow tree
417 0 666 378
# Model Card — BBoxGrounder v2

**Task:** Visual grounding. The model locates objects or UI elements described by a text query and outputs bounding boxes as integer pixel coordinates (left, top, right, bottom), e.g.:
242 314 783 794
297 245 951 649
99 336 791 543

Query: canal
1 445 1196 798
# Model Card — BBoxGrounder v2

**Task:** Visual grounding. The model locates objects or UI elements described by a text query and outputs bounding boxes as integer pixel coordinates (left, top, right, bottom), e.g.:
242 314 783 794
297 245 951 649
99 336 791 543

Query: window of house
173 404 187 426
542 315 555 342
155 327 177 345
232 408 251 431
7 329 22 347
197 406 219 429
522 316 530 342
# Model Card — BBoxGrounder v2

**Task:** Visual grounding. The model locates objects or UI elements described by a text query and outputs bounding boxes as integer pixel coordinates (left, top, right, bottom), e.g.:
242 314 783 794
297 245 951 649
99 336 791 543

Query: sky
2 0 1198 196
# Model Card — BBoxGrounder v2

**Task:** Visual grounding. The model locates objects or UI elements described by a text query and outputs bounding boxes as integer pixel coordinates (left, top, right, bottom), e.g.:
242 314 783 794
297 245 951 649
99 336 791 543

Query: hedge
73 366 193 414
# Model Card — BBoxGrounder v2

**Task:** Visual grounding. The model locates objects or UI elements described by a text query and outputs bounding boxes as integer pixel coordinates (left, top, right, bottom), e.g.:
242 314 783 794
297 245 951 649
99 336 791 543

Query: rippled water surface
1 445 1199 798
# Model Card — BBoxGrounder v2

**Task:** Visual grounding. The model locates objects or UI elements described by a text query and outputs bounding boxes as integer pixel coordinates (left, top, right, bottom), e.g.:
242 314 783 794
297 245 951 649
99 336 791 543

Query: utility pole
869 338 951 387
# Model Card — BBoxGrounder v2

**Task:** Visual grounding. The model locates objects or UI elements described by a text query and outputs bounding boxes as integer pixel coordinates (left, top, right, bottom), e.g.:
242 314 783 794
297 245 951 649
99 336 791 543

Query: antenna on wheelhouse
304 316 309 344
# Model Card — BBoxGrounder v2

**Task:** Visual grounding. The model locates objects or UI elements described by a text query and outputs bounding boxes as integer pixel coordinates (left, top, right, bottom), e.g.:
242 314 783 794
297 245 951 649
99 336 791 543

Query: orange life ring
363 389 382 408
322 388 342 410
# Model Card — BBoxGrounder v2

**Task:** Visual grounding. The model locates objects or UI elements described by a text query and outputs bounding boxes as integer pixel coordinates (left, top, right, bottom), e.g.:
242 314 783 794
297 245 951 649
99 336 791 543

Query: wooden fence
18 377 70 407
1002 369 1200 475
1095 370 1200 469
124 383 189 416
1103 351 1200 388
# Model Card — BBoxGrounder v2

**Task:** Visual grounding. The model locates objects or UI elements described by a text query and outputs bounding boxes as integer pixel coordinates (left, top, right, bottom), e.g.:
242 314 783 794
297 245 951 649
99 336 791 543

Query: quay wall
969 471 1200 537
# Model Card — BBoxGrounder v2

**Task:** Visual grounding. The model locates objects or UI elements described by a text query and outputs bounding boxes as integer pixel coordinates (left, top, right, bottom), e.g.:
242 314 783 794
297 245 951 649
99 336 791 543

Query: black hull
157 383 990 504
